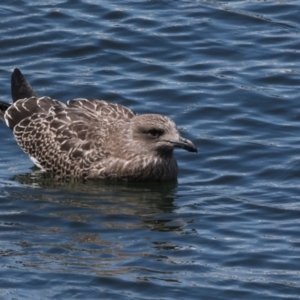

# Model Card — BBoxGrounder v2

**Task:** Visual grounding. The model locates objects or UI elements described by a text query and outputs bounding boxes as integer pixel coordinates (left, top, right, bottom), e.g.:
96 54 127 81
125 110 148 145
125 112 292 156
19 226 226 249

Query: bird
0 68 197 181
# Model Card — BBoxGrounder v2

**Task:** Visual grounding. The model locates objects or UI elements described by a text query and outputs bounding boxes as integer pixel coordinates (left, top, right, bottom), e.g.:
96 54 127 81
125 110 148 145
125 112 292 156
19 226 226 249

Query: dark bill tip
169 137 197 153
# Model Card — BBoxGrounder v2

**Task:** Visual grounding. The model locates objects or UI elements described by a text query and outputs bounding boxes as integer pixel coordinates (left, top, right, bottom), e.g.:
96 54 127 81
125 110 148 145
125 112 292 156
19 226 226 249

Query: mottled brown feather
3 96 196 181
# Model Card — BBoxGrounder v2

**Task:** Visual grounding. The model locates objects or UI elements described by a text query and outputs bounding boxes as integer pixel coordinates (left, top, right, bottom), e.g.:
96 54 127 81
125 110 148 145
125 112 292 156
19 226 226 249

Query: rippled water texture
1 1 300 299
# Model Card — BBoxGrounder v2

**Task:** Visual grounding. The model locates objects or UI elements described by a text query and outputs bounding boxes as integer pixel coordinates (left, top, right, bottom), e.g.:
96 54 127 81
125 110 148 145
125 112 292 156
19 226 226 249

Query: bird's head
129 114 197 156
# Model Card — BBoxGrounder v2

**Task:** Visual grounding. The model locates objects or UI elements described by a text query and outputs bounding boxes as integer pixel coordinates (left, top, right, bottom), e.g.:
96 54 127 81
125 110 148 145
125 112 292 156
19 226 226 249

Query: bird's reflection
11 169 181 233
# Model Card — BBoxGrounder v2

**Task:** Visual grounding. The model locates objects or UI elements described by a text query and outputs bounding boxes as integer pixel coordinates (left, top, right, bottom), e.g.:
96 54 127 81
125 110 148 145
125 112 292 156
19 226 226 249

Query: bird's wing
67 98 136 121
5 97 115 176
5 96 65 130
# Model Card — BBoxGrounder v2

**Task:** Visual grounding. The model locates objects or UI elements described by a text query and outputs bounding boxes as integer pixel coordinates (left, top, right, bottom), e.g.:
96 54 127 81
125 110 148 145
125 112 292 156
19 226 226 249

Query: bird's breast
88 154 178 181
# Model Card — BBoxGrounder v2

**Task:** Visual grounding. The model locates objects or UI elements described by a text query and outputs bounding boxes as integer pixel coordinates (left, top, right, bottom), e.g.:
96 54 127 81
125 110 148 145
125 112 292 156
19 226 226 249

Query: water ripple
0 0 300 299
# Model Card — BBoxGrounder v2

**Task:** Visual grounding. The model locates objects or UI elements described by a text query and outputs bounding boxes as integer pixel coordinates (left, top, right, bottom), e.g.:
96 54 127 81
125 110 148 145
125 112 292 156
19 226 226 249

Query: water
0 1 300 299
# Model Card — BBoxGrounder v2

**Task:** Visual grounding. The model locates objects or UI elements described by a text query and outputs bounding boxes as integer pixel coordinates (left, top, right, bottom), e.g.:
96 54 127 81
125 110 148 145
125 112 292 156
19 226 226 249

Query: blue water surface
0 1 300 299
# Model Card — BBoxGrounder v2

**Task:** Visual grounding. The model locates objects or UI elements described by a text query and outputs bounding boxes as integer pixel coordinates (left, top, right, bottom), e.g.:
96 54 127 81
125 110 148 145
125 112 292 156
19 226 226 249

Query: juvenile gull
0 68 197 181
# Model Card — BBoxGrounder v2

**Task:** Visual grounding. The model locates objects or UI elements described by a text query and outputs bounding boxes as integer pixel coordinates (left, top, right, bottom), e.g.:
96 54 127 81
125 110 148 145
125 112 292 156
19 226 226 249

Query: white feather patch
30 156 45 170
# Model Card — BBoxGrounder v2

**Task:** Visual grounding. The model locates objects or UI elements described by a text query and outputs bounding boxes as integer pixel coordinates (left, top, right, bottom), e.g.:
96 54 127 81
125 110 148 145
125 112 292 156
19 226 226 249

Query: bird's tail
11 68 37 102
0 68 38 123
0 101 10 122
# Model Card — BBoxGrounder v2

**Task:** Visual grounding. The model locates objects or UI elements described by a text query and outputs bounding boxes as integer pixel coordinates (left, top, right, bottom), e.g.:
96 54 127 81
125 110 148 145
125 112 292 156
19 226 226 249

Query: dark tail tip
0 100 11 122
11 68 38 102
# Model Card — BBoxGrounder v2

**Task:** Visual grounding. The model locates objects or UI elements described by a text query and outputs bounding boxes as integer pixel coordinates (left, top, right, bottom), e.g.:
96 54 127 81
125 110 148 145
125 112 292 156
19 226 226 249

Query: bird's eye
147 129 163 138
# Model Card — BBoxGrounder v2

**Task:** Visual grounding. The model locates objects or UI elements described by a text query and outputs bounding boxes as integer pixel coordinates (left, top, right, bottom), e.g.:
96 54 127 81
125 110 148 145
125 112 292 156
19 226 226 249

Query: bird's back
5 96 136 178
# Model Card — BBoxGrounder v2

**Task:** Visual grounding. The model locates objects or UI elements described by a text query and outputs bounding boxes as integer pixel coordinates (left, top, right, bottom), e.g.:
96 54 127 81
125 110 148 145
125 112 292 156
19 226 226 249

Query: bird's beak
169 136 197 153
